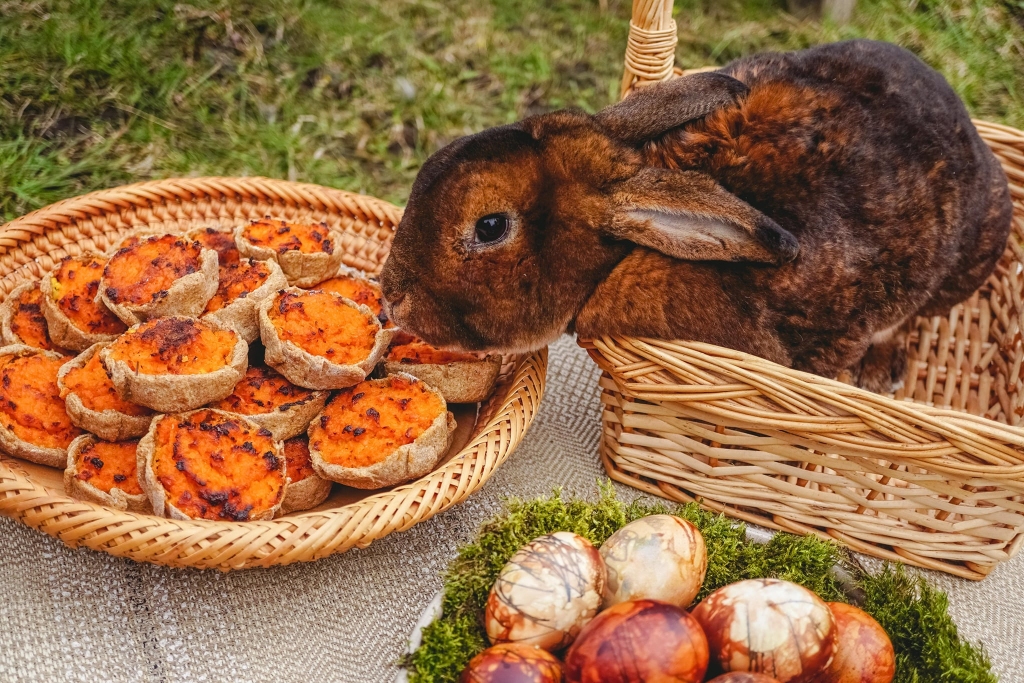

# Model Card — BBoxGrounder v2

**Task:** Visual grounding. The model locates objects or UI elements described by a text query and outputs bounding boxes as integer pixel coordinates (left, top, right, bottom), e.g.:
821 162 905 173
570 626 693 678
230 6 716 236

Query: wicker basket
0 177 546 570
589 0 1024 580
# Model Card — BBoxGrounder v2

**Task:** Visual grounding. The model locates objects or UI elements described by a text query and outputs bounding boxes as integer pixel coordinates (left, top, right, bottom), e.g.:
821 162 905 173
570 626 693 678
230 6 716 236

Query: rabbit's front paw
850 333 909 395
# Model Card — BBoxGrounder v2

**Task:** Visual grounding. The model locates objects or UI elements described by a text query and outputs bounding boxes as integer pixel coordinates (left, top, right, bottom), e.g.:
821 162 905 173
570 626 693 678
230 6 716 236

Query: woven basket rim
0 176 548 570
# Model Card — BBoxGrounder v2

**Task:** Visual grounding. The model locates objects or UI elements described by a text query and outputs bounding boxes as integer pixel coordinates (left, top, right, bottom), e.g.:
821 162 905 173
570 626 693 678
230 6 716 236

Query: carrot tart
279 435 332 514
101 316 247 413
58 342 155 441
235 217 343 287
308 373 455 489
316 265 393 328
0 281 66 352
202 257 287 343
138 408 286 521
40 252 128 351
210 364 328 440
64 434 148 512
100 233 219 325
0 345 82 467
186 226 241 265
384 337 501 404
259 288 392 390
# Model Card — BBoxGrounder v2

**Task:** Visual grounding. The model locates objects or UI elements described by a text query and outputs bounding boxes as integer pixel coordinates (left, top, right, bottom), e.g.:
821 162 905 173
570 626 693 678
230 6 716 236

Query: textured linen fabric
1 335 1022 682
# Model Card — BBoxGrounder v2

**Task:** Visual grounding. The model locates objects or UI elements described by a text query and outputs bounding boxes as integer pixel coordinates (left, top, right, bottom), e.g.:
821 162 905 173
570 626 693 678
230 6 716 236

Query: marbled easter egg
599 514 707 609
691 578 836 683
459 643 564 683
563 599 709 683
706 674 783 683
485 531 606 651
821 603 895 683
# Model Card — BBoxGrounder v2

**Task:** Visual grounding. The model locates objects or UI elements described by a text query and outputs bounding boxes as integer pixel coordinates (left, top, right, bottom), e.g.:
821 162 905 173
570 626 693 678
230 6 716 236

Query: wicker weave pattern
621 0 677 96
588 121 1024 581
0 177 547 570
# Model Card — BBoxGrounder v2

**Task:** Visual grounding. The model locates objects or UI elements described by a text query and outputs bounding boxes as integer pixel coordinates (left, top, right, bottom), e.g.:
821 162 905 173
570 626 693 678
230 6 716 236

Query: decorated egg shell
485 531 606 651
599 513 707 609
459 643 564 683
706 674 783 683
822 603 895 683
563 599 709 683
691 578 836 683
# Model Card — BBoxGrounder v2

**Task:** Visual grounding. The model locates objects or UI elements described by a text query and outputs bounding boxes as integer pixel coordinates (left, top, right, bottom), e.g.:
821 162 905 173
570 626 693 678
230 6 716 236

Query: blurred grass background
1 0 1022 221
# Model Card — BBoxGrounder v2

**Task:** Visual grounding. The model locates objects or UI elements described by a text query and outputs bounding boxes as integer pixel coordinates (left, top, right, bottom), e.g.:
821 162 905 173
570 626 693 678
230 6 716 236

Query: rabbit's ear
596 72 748 145
607 168 799 264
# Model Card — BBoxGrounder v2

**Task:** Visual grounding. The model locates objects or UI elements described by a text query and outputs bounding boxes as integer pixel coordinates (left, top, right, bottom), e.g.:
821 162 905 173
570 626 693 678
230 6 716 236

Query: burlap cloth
1 336 1021 682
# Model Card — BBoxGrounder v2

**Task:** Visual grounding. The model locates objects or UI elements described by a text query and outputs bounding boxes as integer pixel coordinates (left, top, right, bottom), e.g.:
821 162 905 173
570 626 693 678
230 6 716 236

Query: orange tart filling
317 274 392 326
62 352 152 416
106 317 237 375
211 365 317 415
284 436 317 482
8 283 59 350
205 260 274 313
151 409 284 520
269 290 377 364
243 218 335 255
387 338 481 365
0 353 81 449
309 376 443 469
103 235 204 305
191 228 240 265
74 439 143 495
50 254 127 335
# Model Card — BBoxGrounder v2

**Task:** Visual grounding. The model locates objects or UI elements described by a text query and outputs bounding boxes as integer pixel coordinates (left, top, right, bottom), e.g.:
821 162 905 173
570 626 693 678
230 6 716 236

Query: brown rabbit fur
380 40 1013 392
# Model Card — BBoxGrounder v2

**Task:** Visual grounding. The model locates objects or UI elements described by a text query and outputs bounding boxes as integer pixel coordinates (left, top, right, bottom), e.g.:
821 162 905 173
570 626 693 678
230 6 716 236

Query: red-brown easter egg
691 579 836 683
459 643 564 683
563 599 709 683
706 674 783 683
820 603 895 683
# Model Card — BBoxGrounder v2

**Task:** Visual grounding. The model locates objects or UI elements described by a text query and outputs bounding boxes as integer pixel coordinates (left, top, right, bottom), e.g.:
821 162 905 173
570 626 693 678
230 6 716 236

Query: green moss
407 487 996 683
860 564 996 683
407 486 868 682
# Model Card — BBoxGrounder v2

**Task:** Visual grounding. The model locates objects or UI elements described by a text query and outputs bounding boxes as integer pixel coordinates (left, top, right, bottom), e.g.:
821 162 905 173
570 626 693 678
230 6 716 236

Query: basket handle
621 0 678 98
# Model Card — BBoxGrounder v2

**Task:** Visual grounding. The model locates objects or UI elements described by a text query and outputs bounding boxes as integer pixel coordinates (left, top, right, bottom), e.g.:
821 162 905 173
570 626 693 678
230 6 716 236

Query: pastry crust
138 408 286 521
0 281 63 351
202 257 288 343
234 218 344 287
0 344 81 467
259 288 393 390
64 434 149 512
100 234 220 326
384 340 502 403
210 365 329 440
101 316 248 413
308 372 456 489
279 436 332 514
57 342 155 441
40 252 127 351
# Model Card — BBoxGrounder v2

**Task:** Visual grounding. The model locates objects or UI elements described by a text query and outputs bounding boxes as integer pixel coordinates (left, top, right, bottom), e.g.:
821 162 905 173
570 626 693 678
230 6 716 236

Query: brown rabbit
379 40 1013 392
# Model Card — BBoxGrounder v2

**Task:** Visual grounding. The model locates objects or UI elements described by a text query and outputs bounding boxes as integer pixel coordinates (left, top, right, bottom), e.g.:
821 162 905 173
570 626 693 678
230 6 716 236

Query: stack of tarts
0 220 503 523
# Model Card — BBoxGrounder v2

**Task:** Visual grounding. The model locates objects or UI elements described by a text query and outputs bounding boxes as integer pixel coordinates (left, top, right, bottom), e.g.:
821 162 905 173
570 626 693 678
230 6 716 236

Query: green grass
404 487 996 683
2 0 1023 221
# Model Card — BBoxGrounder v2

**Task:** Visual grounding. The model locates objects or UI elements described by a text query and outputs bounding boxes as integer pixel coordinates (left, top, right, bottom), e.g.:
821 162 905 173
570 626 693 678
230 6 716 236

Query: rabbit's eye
474 214 509 245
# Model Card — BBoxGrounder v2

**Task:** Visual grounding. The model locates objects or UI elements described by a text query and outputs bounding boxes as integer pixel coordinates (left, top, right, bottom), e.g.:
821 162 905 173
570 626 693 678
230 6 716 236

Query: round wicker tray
0 177 547 570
